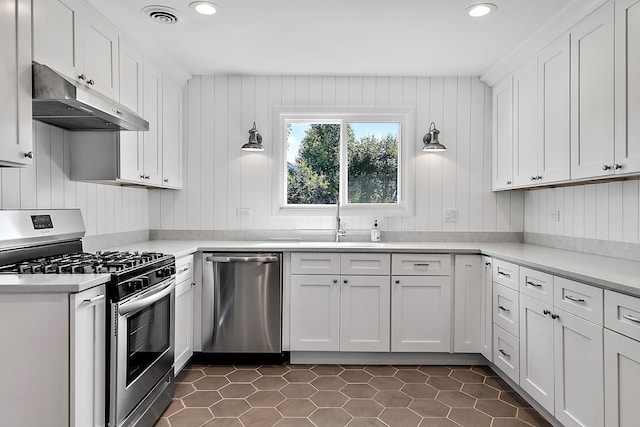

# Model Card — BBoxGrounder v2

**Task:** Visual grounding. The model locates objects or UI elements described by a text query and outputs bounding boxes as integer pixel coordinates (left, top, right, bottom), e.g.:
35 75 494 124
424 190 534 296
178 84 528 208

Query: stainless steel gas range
0 209 176 427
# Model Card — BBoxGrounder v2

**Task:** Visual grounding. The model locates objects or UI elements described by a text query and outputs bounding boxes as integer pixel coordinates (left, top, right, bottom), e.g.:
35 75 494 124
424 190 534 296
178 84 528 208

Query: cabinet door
143 60 163 185
77 11 119 100
341 275 390 352
174 279 194 374
32 0 78 79
604 329 640 427
162 78 183 188
118 39 144 183
538 34 570 184
519 294 555 414
615 0 640 175
290 275 340 351
512 58 539 187
70 285 105 427
0 0 32 167
480 257 493 361
391 275 451 352
492 76 514 190
554 309 603 427
571 3 615 179
453 255 481 353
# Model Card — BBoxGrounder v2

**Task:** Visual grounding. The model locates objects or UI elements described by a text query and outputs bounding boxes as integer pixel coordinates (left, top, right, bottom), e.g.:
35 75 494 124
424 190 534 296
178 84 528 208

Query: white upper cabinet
537 34 571 184
0 0 32 167
118 38 144 183
615 0 640 175
162 78 183 188
570 3 615 180
512 58 539 187
492 76 514 190
142 60 163 186
33 0 119 100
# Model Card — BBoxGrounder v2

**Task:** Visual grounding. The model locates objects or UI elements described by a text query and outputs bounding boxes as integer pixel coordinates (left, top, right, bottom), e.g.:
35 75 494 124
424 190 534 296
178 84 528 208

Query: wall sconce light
422 122 446 152
241 122 265 151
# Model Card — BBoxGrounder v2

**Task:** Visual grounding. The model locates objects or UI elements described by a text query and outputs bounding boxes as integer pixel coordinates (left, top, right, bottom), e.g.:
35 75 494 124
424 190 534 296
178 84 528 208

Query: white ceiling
86 0 574 79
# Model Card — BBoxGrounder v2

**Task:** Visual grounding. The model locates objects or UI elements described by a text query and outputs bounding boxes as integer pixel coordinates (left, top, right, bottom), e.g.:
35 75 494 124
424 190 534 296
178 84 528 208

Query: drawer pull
83 294 104 304
543 309 551 316
623 314 640 324
499 349 510 358
178 266 190 274
485 262 491 267
526 280 542 288
498 305 510 312
551 313 560 320
413 263 430 267
498 271 511 278
565 295 585 304
333 279 338 284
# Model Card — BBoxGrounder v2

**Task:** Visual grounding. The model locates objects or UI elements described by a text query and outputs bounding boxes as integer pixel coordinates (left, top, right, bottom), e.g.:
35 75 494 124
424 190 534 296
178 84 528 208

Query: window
276 110 414 215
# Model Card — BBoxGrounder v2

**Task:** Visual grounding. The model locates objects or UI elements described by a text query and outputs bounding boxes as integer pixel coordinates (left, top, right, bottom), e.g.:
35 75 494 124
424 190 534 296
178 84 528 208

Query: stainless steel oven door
109 279 175 427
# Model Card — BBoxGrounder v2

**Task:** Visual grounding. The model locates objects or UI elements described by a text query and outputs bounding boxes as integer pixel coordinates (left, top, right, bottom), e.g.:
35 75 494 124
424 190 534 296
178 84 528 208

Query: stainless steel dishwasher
201 253 282 354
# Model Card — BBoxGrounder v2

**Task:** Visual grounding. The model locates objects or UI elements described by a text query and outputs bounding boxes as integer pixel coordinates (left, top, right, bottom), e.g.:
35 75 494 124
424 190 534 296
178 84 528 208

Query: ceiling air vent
141 5 181 24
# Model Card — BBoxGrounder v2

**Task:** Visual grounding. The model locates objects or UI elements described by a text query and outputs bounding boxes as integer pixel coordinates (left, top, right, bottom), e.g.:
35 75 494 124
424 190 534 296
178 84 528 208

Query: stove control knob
132 279 144 291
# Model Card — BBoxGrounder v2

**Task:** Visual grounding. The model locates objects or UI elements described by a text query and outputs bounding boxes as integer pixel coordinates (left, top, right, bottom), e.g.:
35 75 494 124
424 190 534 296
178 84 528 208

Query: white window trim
271 107 415 217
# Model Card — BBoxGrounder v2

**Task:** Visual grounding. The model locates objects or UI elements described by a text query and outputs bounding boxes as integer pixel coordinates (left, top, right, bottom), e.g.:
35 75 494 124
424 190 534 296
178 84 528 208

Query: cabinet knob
395 280 400 284
87 79 95 86
144 175 150 179
140 174 145 179
505 180 511 185
602 164 612 171
485 262 491 267
614 163 622 170
551 313 560 320
543 309 551 316
536 175 542 180
343 279 348 284
78 74 86 81
333 279 338 284
24 151 33 158
530 176 536 181
164 178 169 183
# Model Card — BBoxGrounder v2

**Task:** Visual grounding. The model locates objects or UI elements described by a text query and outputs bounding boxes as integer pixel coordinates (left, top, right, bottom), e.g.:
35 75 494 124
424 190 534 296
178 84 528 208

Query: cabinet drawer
494 284 519 337
605 290 640 341
291 253 340 275
494 325 520 384
493 259 519 289
176 255 194 284
519 267 553 304
554 277 603 325
341 253 390 276
391 254 451 276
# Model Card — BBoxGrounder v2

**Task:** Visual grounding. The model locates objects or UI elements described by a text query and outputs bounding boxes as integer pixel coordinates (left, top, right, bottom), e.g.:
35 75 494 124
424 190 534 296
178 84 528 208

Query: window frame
272 108 415 216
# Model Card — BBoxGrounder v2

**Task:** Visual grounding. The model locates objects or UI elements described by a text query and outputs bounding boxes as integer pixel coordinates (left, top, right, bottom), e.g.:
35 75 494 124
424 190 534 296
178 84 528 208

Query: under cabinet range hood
31 62 149 132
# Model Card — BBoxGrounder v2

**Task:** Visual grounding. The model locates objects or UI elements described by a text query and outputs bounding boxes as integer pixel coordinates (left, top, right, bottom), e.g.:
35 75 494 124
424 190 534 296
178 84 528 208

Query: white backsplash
150 75 524 234
0 121 149 236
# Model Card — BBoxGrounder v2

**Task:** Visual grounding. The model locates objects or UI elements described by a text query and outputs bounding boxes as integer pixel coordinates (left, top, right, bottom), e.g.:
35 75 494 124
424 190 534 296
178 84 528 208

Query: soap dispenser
370 219 381 242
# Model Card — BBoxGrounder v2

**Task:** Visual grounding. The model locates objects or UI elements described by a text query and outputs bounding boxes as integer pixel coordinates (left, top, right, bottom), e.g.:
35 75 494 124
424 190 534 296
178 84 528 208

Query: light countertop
0 273 111 293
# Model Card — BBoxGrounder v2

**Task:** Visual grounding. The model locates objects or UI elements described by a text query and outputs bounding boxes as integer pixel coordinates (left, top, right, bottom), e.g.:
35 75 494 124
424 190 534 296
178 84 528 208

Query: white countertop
106 240 640 297
2 240 639 296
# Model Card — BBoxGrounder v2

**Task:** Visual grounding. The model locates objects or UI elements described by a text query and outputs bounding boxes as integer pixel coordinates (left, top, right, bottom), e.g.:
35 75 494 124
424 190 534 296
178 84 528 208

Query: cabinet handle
164 178 169 183
83 294 104 305
623 314 640 324
543 309 551 316
506 180 512 185
140 174 145 179
551 313 560 320
24 151 33 158
87 79 95 86
333 279 338 284
191 282 196 287
565 295 585 304
413 263 430 267
343 279 348 284
602 164 612 171
498 305 510 312
485 262 491 267
178 266 190 274
526 280 542 288
144 175 150 179
498 271 511 278
395 280 400 284
78 74 86 81
530 176 537 181
614 163 622 170
499 349 510 358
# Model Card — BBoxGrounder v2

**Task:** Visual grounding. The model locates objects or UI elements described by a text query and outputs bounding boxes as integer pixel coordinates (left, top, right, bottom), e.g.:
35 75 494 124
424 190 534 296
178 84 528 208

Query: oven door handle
118 280 175 316
206 255 278 263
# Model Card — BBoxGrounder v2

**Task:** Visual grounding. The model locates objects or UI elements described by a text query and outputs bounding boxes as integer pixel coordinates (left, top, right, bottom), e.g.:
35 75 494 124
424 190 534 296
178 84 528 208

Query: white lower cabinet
391 275 451 352
604 329 640 427
174 255 194 374
493 324 520 383
480 256 493 361
453 255 481 353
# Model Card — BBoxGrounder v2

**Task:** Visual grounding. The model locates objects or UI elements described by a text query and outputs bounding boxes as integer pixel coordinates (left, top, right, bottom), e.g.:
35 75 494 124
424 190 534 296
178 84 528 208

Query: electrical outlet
236 208 251 218
549 209 560 222
444 209 458 223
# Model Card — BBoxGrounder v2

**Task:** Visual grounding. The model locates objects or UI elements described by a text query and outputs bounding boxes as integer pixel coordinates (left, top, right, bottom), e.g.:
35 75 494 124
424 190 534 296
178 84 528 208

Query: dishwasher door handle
206 255 279 263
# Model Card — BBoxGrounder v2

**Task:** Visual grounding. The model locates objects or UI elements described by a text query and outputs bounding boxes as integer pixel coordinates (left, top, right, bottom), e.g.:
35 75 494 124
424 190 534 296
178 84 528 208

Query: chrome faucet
335 200 346 242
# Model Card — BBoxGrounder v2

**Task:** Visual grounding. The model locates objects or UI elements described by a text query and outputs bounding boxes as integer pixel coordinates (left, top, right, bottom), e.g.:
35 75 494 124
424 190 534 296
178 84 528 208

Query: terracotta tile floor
155 364 552 427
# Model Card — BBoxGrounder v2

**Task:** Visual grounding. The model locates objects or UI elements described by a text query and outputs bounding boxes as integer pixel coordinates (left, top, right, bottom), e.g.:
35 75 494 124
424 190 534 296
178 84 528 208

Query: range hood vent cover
32 62 149 132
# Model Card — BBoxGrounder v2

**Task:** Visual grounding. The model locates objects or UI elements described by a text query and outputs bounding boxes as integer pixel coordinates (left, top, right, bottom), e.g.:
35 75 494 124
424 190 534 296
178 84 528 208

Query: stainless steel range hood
32 62 149 132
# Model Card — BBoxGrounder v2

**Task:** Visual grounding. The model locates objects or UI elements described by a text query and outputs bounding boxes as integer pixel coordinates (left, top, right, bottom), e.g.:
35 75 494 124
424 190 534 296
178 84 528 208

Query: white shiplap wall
151 75 523 232
525 182 640 243
0 122 149 236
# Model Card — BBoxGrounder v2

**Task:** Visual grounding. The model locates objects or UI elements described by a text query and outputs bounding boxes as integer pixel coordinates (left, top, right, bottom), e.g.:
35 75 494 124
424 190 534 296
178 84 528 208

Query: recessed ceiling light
467 3 497 17
190 1 218 15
